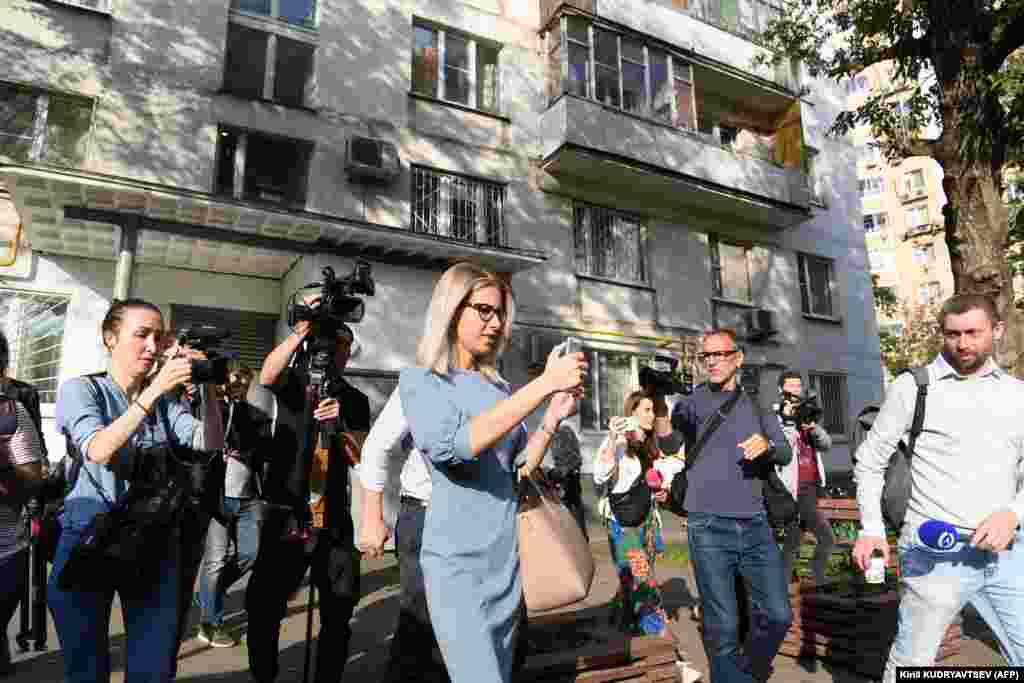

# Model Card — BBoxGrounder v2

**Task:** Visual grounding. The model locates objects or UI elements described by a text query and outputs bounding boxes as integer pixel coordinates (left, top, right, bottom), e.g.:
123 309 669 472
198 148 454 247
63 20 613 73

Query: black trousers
385 498 449 683
246 518 360 683
781 485 835 585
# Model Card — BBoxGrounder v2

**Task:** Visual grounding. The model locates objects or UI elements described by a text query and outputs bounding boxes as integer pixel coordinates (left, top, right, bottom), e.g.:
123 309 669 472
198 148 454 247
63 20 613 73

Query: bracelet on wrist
133 399 152 416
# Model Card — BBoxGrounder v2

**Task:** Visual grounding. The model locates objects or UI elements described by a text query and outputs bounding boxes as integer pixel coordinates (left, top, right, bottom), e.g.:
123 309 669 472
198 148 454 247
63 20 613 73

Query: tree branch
832 36 927 80
986 10 1024 72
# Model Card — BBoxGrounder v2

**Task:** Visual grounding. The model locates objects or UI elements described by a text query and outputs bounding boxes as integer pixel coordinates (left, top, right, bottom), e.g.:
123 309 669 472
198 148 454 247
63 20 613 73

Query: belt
400 495 429 508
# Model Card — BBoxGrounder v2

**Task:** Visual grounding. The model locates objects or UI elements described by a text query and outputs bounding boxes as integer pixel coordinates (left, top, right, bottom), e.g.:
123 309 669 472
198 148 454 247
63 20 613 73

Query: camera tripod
15 498 48 654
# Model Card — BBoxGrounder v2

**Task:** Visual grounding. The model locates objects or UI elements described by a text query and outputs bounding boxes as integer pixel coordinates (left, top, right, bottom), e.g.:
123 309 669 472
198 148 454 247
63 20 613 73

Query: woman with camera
399 262 585 683
593 390 674 637
49 298 224 683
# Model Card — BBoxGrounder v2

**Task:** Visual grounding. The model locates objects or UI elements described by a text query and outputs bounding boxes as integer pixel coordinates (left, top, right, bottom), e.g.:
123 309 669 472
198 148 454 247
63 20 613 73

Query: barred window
0 83 93 167
411 167 505 247
579 350 650 431
0 290 70 403
573 204 646 284
808 372 847 436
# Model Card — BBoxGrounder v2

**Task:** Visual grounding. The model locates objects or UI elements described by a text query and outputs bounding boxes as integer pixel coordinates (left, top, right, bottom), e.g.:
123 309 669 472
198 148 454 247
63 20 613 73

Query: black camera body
779 391 823 427
178 325 231 385
287 260 375 337
639 364 693 396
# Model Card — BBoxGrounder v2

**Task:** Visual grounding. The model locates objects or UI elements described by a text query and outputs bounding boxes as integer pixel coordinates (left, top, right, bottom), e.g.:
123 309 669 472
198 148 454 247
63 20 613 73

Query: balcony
539 13 810 229
540 95 810 229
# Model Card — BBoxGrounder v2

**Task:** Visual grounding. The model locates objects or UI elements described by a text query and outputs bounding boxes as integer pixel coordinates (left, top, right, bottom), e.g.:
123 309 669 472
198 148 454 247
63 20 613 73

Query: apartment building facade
845 63 951 337
0 0 880 514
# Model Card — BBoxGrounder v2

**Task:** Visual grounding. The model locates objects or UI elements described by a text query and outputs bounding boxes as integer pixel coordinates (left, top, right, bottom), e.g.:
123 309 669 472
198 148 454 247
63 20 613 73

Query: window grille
808 372 847 436
411 167 506 247
573 204 646 283
0 290 70 403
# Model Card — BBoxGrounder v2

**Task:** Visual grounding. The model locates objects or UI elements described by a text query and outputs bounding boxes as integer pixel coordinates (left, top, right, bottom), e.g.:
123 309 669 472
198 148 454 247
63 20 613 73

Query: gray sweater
854 355 1024 539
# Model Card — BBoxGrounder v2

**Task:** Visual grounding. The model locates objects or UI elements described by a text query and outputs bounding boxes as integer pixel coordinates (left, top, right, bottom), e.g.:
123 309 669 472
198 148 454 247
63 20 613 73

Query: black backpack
855 367 929 532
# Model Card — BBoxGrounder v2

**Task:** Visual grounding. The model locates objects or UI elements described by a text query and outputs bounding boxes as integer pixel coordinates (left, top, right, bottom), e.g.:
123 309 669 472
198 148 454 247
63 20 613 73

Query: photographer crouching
245 265 371 683
774 370 834 587
48 299 225 683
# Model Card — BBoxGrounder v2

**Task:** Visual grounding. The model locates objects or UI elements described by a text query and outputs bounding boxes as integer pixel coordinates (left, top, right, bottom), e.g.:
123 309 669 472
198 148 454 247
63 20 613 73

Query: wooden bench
520 611 680 682
775 498 961 678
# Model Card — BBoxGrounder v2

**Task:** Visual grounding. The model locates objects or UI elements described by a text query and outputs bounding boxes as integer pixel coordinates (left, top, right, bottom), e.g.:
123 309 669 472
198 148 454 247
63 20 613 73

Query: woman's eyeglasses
465 303 506 323
697 349 739 364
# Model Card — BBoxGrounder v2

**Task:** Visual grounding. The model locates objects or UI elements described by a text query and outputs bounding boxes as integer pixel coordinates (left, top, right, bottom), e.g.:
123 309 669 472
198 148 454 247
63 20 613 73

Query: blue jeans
47 525 181 683
198 497 261 626
883 530 1024 682
687 512 793 683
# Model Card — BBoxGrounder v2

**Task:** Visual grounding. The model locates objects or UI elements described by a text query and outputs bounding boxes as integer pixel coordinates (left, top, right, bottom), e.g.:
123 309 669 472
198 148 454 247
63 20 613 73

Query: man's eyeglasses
697 349 739 364
465 303 506 323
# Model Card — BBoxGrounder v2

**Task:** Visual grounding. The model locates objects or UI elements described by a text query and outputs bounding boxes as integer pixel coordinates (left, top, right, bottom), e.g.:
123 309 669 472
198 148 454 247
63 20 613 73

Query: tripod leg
14 544 30 653
302 583 317 683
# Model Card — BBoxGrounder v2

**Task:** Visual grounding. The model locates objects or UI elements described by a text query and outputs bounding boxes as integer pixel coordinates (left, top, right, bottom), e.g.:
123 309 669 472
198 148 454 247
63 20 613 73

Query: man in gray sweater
853 294 1024 681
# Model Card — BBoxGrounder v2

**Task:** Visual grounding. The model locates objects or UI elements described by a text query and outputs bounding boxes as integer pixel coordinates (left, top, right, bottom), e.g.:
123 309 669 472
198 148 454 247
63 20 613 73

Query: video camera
177 325 232 385
779 391 823 427
638 360 693 396
287 260 375 361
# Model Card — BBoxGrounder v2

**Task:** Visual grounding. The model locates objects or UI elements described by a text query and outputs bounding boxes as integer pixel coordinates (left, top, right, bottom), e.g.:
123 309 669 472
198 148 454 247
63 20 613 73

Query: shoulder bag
752 399 798 527
518 471 595 611
668 388 744 516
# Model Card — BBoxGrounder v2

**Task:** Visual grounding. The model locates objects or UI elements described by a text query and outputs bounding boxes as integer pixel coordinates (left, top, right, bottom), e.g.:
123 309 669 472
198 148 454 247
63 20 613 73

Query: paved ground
5 512 1005 682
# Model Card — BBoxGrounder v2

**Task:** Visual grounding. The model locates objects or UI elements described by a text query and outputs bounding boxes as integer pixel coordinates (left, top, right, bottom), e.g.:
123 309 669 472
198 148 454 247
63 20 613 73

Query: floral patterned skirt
605 509 668 636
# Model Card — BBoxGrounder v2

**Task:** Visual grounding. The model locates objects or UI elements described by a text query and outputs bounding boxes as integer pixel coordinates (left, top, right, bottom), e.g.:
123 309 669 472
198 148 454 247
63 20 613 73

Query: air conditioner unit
345 136 400 184
745 309 777 342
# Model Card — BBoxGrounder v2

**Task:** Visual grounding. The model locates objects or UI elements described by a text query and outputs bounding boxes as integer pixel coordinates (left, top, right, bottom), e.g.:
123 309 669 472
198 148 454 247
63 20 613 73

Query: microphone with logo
918 520 972 551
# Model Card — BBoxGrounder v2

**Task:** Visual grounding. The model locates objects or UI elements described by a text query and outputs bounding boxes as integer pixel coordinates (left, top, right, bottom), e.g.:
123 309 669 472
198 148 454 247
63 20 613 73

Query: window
863 212 888 233
798 253 836 317
859 143 881 165
223 17 316 107
215 126 313 206
411 167 505 246
845 75 868 95
231 0 316 29
412 23 500 113
904 169 926 197
859 176 883 197
710 235 752 303
579 350 648 431
0 83 93 167
0 290 70 403
1008 181 1023 202
549 18 694 130
574 204 646 283
912 244 934 265
906 204 930 228
808 372 847 435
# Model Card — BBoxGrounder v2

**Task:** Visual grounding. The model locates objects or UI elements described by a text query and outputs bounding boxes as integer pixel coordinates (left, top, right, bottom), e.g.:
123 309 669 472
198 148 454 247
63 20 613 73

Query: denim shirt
55 375 199 531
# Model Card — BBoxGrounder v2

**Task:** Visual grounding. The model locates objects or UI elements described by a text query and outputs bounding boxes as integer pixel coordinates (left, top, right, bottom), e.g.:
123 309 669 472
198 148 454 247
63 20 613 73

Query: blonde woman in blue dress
399 262 587 683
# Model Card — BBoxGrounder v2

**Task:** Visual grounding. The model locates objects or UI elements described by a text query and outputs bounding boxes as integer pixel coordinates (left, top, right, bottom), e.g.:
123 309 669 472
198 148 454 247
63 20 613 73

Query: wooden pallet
520 611 680 682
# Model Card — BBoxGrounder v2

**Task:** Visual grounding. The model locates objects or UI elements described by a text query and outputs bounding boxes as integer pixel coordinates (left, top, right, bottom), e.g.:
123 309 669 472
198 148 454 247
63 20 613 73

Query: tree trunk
941 158 1022 376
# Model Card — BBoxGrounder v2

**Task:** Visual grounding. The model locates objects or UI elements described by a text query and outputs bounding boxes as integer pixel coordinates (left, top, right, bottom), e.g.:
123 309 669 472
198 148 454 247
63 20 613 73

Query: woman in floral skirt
593 390 671 636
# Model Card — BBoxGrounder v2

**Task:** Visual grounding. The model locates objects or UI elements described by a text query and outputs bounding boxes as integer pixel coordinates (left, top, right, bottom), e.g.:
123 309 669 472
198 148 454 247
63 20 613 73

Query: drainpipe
113 218 138 300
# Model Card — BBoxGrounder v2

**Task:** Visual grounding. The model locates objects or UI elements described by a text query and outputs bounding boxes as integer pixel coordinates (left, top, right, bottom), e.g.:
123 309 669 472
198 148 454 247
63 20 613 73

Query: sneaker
197 623 237 649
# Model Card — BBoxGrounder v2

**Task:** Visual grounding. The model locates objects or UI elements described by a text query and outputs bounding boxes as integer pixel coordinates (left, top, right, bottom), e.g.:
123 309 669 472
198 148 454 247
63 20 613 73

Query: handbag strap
685 387 743 472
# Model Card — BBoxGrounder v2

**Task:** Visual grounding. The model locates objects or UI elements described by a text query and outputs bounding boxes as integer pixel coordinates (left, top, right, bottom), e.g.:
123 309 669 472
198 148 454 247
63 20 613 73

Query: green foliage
878 304 943 376
659 541 690 568
872 274 900 319
753 1 1024 166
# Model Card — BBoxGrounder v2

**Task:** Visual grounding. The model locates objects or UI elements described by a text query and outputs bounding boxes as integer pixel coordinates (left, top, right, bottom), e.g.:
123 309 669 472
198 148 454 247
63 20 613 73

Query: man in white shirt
854 294 1024 681
357 388 448 683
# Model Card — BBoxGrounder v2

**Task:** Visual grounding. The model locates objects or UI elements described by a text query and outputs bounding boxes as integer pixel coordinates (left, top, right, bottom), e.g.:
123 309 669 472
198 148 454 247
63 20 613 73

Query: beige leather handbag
517 473 595 611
